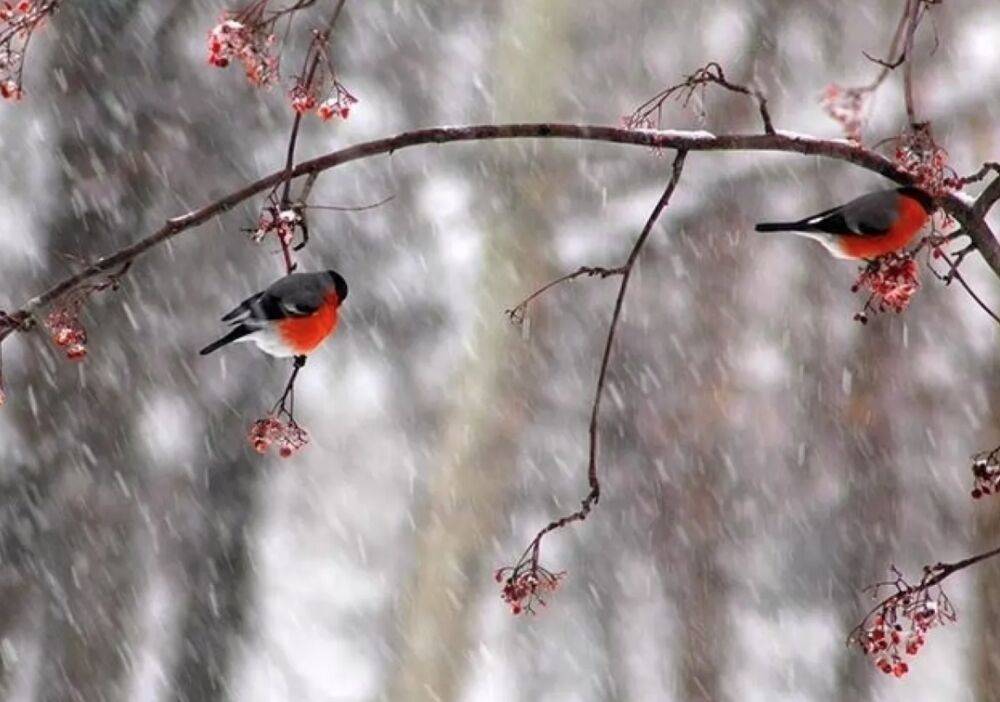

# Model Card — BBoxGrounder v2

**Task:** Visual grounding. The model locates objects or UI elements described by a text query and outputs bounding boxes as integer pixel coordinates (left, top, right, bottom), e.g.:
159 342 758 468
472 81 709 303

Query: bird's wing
841 189 900 235
252 274 327 320
220 273 328 325
804 189 900 236
258 291 323 319
220 292 262 323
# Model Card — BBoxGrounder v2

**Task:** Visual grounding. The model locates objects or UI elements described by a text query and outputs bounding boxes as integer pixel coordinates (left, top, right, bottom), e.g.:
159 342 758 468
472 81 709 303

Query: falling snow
0 2 999 702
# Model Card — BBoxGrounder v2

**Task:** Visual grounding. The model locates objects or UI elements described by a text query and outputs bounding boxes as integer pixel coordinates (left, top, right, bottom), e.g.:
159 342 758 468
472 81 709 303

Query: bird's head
898 185 936 214
326 269 349 304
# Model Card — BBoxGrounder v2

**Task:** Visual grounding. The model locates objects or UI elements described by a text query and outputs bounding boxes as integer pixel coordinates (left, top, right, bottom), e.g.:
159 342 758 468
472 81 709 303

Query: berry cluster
250 204 299 246
820 84 867 143
289 77 356 121
494 557 565 616
248 414 309 457
286 20 358 123
208 2 358 123
894 124 959 198
317 80 356 121
971 446 1000 499
851 567 954 678
45 305 87 361
207 16 278 87
0 0 34 20
0 0 58 101
852 253 920 323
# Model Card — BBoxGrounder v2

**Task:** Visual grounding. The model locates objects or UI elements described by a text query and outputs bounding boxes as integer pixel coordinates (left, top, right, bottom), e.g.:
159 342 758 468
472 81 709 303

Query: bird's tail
754 220 818 233
199 325 252 355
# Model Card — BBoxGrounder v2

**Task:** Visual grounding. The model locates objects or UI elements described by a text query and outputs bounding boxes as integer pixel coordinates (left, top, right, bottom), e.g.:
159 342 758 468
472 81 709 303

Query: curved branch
8 123 1000 324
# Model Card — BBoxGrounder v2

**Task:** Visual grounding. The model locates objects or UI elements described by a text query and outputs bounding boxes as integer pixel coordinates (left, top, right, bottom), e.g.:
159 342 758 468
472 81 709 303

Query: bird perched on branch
755 186 934 259
200 270 348 358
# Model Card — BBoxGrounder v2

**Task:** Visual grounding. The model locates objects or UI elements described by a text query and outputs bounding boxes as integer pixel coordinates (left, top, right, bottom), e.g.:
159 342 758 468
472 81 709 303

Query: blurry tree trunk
831 327 899 701
672 471 727 702
974 363 1000 695
975 502 1000 696
0 2 267 699
653 215 740 702
386 1 569 699
16 2 153 700
160 343 268 702
168 438 263 702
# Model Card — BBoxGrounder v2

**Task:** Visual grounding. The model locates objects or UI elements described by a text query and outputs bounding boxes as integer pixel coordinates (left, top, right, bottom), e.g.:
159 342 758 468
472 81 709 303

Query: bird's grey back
250 272 331 319
842 188 901 233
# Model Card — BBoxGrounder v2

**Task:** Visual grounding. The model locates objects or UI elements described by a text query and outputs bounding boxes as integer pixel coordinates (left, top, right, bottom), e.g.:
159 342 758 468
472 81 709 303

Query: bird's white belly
796 231 853 259
238 327 296 358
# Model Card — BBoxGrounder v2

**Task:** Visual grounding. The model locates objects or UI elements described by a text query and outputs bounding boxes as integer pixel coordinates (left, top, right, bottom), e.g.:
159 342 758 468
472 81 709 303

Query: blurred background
0 0 998 700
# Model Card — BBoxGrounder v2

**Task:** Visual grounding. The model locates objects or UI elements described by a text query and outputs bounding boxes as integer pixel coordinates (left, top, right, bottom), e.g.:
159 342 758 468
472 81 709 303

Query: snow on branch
622 61 774 135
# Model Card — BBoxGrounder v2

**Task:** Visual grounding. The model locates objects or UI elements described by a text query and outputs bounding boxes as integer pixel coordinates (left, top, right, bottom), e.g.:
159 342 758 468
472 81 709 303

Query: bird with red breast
755 186 934 259
200 270 348 360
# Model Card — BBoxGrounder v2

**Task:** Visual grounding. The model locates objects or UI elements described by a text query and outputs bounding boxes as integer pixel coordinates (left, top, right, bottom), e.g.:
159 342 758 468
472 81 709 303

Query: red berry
65 343 87 361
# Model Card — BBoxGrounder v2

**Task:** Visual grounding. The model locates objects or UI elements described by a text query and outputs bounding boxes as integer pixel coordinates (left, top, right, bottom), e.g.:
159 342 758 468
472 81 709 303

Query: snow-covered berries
207 1 359 124
821 83 868 143
971 447 1000 499
850 566 955 678
894 123 959 198
315 81 356 121
852 253 920 323
207 16 279 87
45 306 88 362
495 557 565 616
248 414 309 457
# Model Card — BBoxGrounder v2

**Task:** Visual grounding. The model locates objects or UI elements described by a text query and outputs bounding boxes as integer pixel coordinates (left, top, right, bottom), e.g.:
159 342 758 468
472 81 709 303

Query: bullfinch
200 270 348 358
755 186 934 259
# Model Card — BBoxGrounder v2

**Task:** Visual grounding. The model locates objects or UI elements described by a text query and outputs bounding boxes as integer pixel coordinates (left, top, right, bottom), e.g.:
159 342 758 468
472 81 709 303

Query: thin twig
860 1 911 91
504 265 626 325
959 162 1000 187
935 249 1000 326
302 193 396 212
271 354 307 418
902 0 920 126
625 62 774 135
275 0 348 265
516 150 687 570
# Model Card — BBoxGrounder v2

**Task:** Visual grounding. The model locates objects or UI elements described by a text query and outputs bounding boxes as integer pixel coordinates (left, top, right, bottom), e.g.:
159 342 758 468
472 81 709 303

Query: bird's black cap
898 185 936 213
327 269 349 302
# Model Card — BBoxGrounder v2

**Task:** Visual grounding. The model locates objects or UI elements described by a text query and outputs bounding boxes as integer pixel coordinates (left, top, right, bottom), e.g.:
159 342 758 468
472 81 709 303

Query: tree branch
7 123 1000 327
